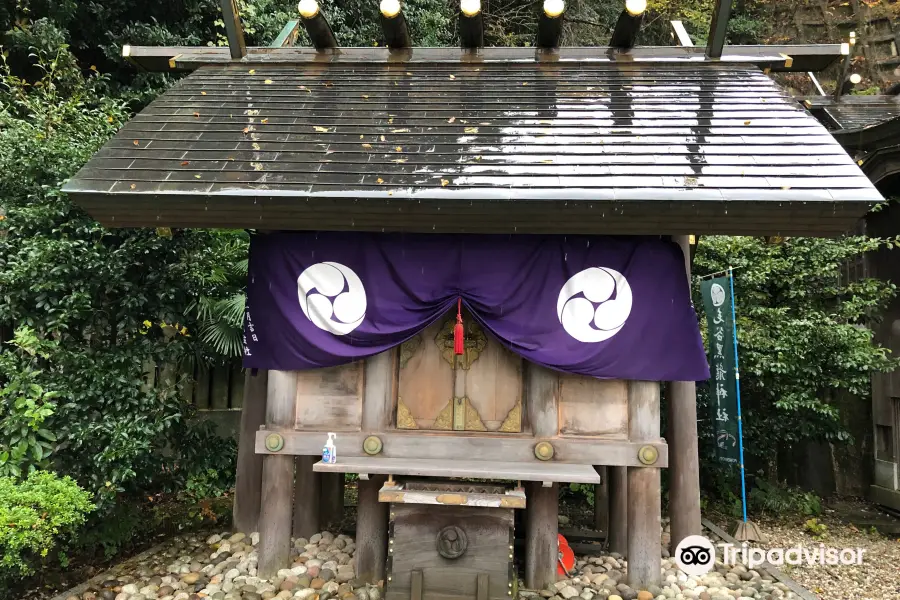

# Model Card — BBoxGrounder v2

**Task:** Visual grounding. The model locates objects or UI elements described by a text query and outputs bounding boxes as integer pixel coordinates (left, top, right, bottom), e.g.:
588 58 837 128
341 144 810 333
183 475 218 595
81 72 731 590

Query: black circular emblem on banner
436 526 468 559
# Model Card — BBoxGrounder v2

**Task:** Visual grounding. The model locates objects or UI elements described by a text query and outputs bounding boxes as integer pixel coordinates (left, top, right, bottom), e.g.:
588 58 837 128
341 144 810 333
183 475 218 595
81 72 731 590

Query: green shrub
0 471 94 582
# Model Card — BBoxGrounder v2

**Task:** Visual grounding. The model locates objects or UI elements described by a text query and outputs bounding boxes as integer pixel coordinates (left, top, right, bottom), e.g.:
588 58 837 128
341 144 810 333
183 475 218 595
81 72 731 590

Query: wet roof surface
63 62 881 235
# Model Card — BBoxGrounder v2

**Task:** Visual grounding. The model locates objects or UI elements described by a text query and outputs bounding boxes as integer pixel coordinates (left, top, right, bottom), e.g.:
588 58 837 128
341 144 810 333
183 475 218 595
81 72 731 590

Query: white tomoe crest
297 262 367 335
710 282 726 307
557 267 633 343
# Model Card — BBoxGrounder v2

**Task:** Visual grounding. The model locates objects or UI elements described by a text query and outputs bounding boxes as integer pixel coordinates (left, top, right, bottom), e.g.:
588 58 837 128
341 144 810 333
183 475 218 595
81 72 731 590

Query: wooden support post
354 350 393 582
233 369 268 533
593 466 609 534
319 473 345 530
293 455 320 538
356 475 388 582
627 381 662 589
219 0 247 59
607 466 628 554
525 364 559 590
259 370 297 578
668 235 702 552
526 481 558 590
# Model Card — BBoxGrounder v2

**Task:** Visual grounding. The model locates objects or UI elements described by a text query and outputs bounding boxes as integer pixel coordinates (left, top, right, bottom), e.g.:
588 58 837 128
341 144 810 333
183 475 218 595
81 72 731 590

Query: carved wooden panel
397 319 455 430
466 331 523 433
294 362 363 431
397 310 523 433
558 375 628 438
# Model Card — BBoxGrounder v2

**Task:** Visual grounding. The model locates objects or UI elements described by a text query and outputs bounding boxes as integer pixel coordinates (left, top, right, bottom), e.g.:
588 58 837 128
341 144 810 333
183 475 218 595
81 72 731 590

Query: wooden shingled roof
62 60 883 235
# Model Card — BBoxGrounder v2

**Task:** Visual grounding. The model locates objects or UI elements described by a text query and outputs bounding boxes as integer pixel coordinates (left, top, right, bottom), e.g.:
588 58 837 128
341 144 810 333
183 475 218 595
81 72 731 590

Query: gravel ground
742 515 900 600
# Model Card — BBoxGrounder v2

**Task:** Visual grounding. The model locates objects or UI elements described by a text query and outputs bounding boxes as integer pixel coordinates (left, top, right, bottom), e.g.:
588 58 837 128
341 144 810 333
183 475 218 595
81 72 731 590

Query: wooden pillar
593 466 609 534
667 235 702 552
607 466 628 554
258 370 297 578
319 473 345 530
627 381 662 588
293 455 320 538
525 364 559 590
233 369 268 533
355 350 394 582
356 475 389 582
526 481 558 589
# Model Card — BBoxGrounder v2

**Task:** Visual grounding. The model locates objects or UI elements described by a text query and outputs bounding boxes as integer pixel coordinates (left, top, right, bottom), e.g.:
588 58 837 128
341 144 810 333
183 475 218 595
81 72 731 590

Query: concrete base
870 484 900 511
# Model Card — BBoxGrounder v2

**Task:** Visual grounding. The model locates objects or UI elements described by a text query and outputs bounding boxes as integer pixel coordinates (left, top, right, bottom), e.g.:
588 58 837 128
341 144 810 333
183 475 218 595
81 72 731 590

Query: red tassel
454 297 464 355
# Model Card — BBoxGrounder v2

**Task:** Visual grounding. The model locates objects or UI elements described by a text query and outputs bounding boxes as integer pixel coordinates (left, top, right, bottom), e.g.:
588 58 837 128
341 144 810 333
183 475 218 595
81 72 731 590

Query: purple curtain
243 232 709 381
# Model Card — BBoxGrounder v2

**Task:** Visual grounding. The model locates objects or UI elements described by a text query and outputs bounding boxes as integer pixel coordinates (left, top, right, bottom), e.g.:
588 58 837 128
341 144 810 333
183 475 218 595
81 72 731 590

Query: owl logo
297 262 367 335
557 267 633 343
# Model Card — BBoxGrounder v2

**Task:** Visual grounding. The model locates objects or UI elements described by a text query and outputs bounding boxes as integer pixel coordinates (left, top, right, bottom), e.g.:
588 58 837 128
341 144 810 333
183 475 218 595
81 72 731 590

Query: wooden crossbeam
120 44 845 73
220 0 247 59
670 20 694 47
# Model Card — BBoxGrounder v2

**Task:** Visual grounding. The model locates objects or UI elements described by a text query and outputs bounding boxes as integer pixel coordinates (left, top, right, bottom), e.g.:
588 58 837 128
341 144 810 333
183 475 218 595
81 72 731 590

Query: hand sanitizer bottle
322 432 337 464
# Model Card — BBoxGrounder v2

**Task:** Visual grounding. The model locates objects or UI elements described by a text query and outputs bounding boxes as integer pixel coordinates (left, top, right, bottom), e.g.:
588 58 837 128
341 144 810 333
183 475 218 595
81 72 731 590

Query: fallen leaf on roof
252 143 261 151
406 72 413 76
392 158 408 163
522 82 528 86
228 156 236 161
362 95 369 99
380 135 386 142
395 146 403 152
251 162 264 171
362 143 373 149
460 119 468 123
243 127 251 134
246 109 259 116
441 179 450 186
744 120 751 125
391 128 410 133
541 159 553 164
464 127 479 134
299 86 311 93
448 117 456 124
388 117 394 124
388 190 393 196
475 155 482 160
195 174 202 179
782 186 791 190
264 79 273 85
314 126 331 133
249 69 256 74
133 140 140 146
324 81 334 87
130 184 136 190
261 119 269 124
201 91 207 95
181 161 190 166
377 178 384 184
857 159 864 166
449 74 456 80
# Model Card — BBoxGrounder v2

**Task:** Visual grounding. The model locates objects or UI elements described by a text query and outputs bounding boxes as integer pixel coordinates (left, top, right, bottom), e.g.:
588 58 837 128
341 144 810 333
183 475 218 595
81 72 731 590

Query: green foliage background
0 0 897 590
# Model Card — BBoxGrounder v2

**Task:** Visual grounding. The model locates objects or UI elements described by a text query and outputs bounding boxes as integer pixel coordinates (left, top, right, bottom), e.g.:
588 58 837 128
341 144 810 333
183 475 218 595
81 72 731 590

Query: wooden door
397 310 523 432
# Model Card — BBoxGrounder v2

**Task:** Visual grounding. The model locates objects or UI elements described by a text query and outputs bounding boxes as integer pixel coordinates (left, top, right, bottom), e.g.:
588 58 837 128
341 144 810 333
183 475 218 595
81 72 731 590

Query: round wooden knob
264 433 284 452
638 445 659 465
534 441 554 461
363 435 383 455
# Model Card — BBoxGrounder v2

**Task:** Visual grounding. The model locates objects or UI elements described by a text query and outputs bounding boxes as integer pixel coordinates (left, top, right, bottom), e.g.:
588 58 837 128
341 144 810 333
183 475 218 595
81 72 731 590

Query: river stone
321 569 335 582
560 587 579 599
608 596 624 600
114 594 129 600
637 592 654 600
311 578 326 590
98 592 116 600
295 590 317 599
122 584 140 595
244 594 262 600
336 565 355 583
182 572 202 585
